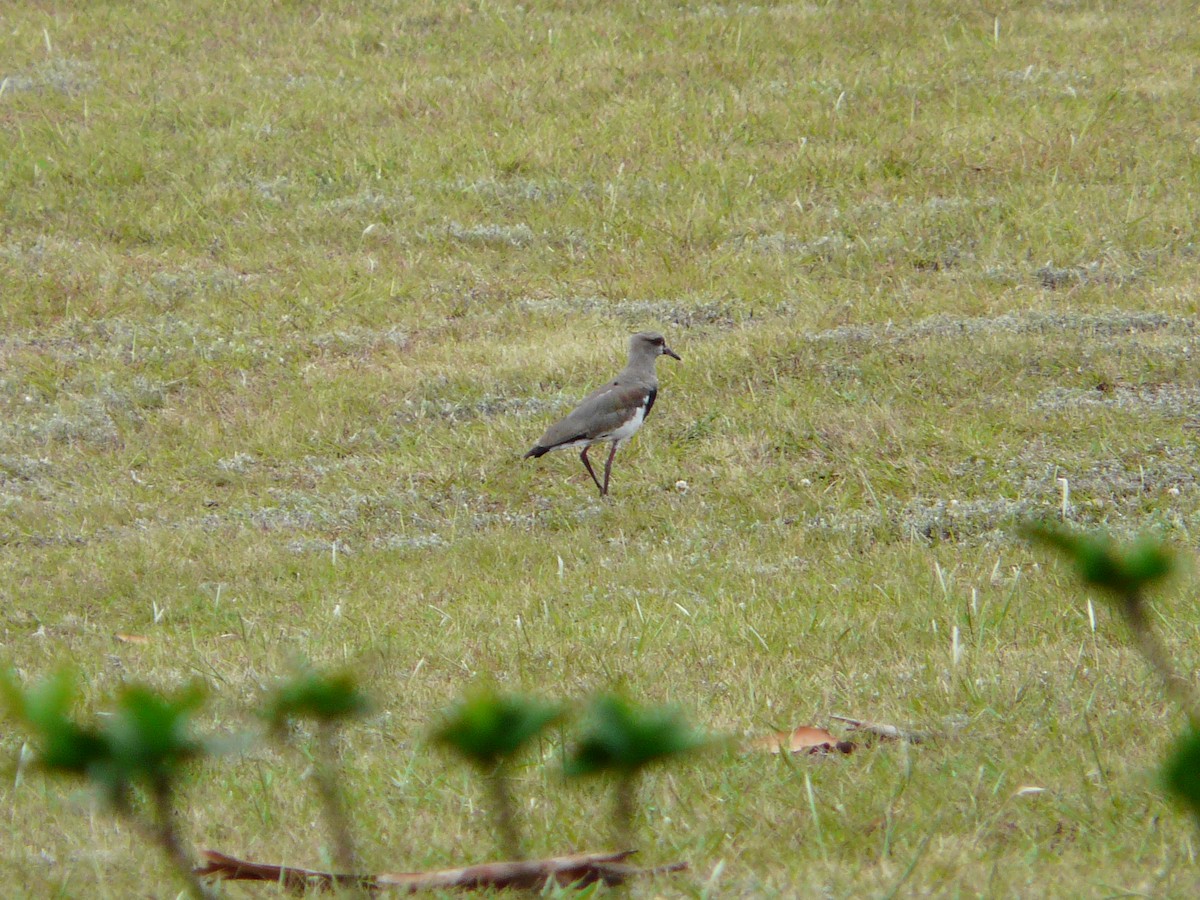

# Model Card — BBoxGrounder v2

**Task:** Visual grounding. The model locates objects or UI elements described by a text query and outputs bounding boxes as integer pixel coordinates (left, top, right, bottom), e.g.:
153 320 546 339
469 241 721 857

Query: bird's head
631 331 681 361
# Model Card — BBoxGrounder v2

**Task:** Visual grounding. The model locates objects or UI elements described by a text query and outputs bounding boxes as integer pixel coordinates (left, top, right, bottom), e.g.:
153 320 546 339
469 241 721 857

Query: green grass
3 0 1200 895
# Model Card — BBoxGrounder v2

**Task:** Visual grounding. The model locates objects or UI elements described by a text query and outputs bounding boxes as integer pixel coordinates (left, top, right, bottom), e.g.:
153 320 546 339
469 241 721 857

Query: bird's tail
523 446 549 459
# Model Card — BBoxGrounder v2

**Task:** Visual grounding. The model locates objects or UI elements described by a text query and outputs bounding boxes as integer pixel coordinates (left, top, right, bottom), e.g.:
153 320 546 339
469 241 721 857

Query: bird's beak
663 345 681 361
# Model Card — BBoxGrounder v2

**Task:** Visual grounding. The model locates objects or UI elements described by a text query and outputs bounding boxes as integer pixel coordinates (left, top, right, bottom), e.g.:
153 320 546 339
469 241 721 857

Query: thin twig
1121 592 1200 728
315 723 363 895
613 776 637 853
146 778 217 900
487 767 521 860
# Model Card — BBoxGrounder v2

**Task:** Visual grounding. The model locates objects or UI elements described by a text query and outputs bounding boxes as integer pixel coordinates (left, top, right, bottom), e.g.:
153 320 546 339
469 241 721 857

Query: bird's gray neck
623 349 661 382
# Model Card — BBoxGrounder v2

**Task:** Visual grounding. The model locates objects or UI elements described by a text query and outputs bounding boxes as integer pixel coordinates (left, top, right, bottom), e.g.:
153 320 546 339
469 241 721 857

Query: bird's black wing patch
526 430 589 458
644 386 658 419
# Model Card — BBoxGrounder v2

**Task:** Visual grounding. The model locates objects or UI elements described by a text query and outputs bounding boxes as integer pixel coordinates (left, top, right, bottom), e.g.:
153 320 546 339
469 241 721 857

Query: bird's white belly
603 404 645 443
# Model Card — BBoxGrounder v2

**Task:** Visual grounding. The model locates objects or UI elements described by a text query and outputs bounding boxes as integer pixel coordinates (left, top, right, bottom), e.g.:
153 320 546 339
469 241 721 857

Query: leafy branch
1026 523 1197 724
563 694 713 850
262 663 371 886
1026 523 1200 825
432 687 562 859
2 671 214 899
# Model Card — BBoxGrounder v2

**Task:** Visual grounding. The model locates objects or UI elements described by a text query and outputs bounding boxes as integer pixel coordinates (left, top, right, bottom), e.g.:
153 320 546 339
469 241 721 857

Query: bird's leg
601 442 619 497
579 447 604 495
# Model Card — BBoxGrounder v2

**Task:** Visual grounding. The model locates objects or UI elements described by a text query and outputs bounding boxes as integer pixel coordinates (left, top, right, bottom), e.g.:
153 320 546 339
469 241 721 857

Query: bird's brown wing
528 381 650 452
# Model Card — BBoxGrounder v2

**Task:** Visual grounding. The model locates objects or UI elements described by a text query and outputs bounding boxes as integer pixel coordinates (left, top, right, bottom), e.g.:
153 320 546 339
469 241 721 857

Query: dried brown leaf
752 726 855 755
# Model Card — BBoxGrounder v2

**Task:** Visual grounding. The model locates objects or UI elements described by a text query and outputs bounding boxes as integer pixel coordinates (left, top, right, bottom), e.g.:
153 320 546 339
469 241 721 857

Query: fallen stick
196 848 687 894
829 714 933 743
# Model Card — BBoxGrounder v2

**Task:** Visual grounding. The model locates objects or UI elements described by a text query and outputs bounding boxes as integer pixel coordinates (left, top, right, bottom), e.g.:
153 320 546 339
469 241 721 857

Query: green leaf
1 670 112 780
102 683 207 787
262 666 371 728
433 688 562 768
1164 729 1200 821
563 695 711 778
1023 523 1174 598
1124 540 1175 587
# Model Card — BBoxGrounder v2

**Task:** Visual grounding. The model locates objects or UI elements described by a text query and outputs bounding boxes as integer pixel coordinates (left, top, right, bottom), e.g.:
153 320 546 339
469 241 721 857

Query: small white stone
675 480 689 493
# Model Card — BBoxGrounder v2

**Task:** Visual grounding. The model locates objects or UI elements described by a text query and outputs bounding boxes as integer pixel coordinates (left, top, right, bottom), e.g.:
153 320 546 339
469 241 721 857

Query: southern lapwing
524 331 681 496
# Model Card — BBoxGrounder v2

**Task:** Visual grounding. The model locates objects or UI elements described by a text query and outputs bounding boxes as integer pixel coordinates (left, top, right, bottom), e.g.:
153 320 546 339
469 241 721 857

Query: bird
524 331 681 497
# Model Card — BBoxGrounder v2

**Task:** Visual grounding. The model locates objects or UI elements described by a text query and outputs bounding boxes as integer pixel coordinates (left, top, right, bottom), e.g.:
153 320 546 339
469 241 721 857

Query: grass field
3 1 1200 896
